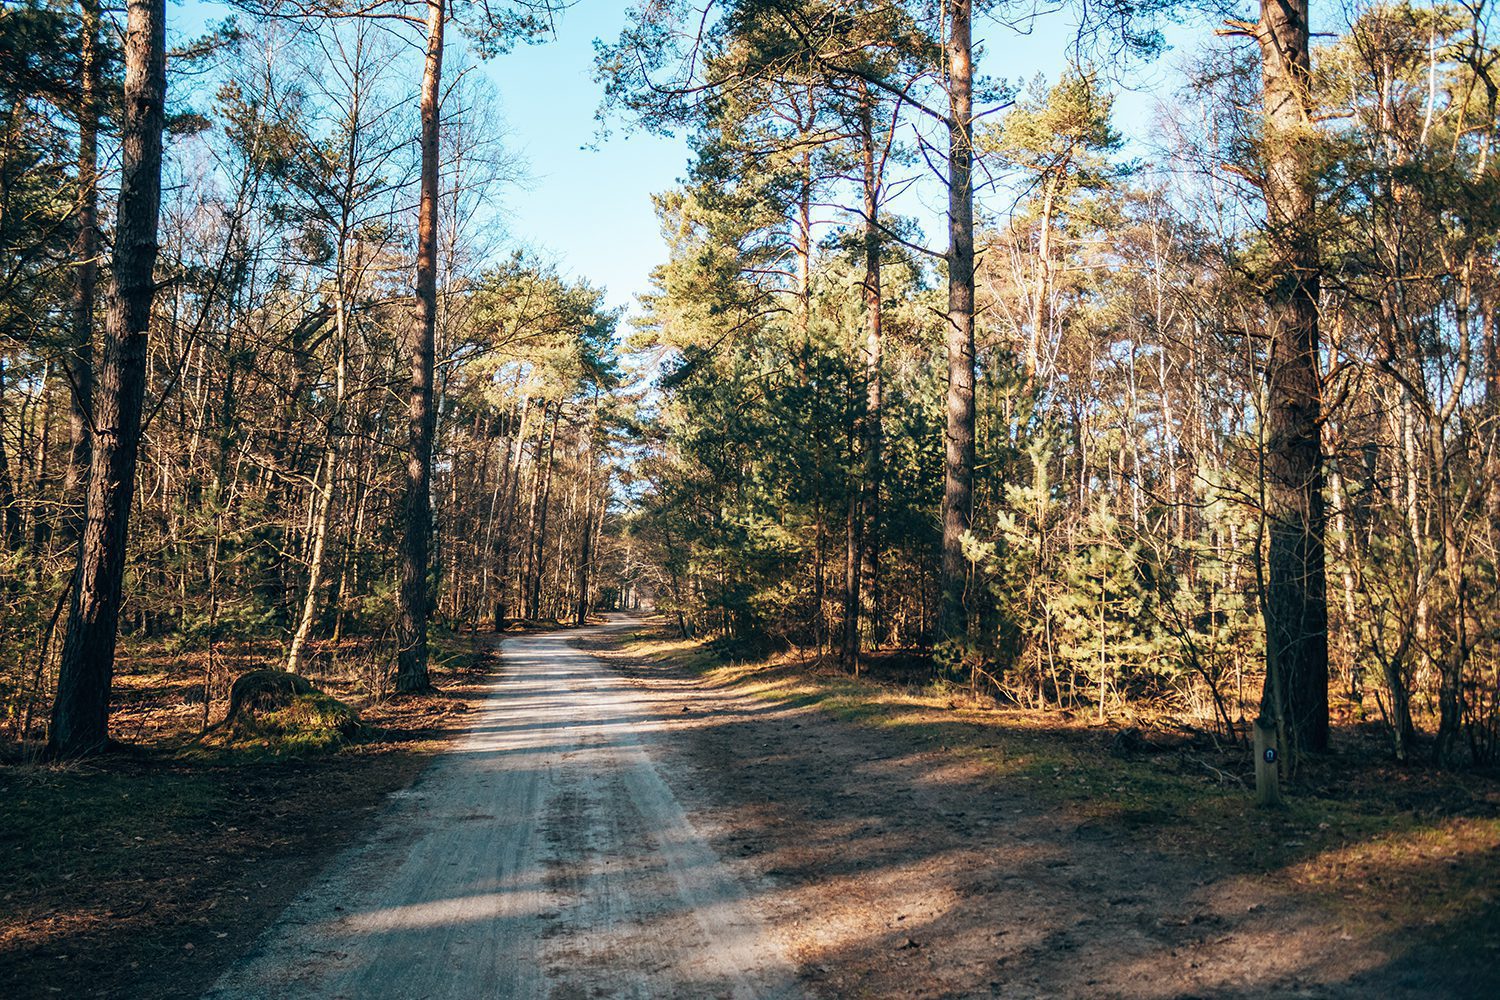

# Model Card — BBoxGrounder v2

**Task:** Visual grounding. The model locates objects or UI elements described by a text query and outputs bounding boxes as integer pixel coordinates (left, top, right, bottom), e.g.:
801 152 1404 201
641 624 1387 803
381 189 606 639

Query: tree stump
224 670 315 727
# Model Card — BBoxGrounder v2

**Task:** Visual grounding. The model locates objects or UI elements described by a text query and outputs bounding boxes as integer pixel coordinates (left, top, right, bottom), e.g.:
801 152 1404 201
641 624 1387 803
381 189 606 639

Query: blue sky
175 2 1239 315
178 1 688 315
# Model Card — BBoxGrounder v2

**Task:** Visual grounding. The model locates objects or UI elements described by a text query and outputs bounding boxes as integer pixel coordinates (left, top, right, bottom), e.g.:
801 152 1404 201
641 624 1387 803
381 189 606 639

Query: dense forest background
2 0 1498 773
0 0 636 751
610 0 1500 771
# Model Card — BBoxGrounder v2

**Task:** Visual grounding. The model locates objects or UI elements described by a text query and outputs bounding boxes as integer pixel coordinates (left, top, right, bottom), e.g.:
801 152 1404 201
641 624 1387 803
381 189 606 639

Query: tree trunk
286 306 349 673
1431 269 1477 765
0 361 22 551
843 88 885 672
842 417 862 670
518 402 552 617
940 0 976 642
493 394 531 624
574 405 599 627
395 0 444 694
65 0 102 540
528 409 560 620
0 359 22 551
48 0 167 757
1325 458 1367 711
1027 174 1057 382
861 94 885 654
574 493 595 627
1256 0 1329 754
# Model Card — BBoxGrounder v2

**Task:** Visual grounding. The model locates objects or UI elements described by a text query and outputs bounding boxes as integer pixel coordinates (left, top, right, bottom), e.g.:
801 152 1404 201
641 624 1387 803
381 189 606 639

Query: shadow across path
204 616 803 1000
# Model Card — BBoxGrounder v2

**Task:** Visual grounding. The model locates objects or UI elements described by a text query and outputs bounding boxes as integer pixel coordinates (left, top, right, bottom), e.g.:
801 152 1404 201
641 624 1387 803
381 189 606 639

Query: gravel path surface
206 617 801 1000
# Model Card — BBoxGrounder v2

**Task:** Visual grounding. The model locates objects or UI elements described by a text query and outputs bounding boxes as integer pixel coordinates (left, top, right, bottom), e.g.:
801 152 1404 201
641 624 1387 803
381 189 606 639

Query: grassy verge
0 628 495 1000
589 623 1500 962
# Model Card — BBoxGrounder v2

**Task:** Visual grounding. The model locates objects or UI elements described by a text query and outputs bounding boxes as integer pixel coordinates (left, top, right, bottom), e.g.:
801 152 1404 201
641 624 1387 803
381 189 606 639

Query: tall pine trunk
1256 0 1329 754
64 0 101 540
48 0 167 757
940 0 976 642
395 0 444 693
843 88 884 672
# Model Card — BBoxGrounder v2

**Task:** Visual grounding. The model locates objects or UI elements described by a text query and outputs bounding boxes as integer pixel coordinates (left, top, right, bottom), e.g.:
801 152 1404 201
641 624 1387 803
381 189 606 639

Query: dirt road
207 618 802 1000
209 617 1483 1000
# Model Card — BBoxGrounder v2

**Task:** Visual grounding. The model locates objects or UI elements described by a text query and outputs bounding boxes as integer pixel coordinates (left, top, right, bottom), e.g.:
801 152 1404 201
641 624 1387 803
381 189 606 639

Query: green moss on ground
246 691 367 753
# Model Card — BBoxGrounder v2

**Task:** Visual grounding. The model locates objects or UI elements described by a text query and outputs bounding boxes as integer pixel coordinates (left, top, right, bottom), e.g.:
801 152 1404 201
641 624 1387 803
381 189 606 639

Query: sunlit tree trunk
1256 0 1328 754
65 0 102 540
396 0 444 693
48 0 167 756
940 0 976 642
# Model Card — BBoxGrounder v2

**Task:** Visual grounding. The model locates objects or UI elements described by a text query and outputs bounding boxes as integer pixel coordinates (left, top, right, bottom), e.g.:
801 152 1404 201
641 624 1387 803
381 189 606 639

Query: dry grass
0 629 496 1000
590 622 1500 968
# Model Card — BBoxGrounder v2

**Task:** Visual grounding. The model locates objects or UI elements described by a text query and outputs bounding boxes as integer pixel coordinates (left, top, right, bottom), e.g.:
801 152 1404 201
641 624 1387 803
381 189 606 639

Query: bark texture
49 0 167 757
396 0 445 693
1257 0 1329 753
940 0 976 642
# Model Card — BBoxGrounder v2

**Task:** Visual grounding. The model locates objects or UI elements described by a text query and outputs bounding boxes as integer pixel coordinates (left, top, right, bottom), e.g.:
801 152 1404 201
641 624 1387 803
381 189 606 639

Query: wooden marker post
1254 715 1282 807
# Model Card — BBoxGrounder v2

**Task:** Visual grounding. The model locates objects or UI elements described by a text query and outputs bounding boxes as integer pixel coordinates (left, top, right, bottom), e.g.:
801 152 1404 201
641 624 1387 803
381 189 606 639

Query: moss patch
243 691 366 753
195 672 368 758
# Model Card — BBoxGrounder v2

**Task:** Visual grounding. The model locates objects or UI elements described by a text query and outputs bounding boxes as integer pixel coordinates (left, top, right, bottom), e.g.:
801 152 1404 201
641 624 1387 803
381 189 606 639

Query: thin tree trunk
574 403 599 627
861 93 885 654
1326 459 1365 710
286 299 349 673
1432 267 1476 765
574 491 595 627
940 0 976 642
0 361 21 551
517 402 552 617
843 88 885 673
395 0 444 693
528 409 560 620
48 0 167 757
842 413 862 670
494 394 531 624
65 0 102 541
1027 175 1056 382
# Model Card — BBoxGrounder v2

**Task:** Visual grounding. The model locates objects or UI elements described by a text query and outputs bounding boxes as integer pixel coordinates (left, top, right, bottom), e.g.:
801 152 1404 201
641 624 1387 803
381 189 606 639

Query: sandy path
205 618 801 1000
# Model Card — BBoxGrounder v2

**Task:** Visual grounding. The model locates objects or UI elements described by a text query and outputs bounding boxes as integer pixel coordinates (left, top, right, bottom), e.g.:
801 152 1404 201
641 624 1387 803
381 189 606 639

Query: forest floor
0 629 498 1000
5 617 1497 999
578 620 1500 999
